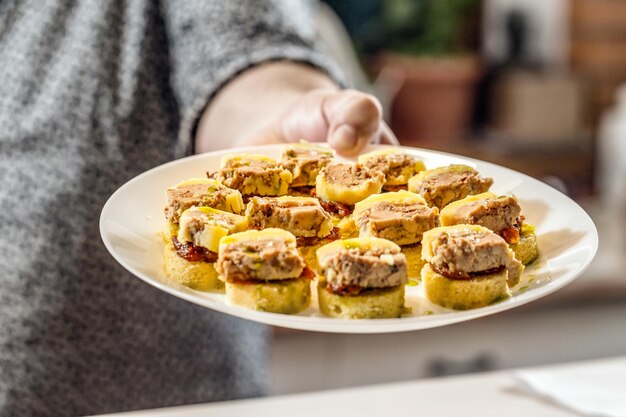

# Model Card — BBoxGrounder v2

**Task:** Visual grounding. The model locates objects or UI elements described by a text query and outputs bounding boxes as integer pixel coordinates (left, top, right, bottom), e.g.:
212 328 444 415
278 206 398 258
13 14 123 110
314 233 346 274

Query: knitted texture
0 1 340 415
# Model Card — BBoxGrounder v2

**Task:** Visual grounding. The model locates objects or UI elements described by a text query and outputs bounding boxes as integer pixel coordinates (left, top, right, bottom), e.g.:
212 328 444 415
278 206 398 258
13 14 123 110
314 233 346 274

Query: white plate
100 144 598 333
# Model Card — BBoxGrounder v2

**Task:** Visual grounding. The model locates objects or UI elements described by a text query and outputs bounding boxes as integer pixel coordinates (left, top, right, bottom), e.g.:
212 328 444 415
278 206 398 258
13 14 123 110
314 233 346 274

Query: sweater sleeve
160 0 346 155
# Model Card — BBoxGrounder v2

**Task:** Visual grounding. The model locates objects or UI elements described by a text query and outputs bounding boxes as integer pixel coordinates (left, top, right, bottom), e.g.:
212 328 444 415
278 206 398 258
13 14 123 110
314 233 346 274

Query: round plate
100 144 598 333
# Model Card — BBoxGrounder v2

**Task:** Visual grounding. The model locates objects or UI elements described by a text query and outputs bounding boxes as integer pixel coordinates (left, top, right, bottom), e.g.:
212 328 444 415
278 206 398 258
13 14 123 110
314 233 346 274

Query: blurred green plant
383 0 481 56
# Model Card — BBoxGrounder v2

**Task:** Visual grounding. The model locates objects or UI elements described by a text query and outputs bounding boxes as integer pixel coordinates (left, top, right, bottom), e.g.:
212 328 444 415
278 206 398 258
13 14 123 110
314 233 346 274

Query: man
0 1 393 415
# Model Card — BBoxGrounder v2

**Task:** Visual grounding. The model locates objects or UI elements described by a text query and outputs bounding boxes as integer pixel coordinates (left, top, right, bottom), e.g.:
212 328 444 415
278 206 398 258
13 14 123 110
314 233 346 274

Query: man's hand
244 88 398 156
196 62 397 156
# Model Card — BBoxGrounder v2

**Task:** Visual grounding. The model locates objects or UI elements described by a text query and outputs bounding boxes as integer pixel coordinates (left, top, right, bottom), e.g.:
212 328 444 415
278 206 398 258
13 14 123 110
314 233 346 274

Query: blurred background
270 0 626 394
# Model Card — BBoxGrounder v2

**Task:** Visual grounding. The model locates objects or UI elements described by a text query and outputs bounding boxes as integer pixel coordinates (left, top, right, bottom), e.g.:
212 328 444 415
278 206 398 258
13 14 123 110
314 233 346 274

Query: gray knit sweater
0 1 339 415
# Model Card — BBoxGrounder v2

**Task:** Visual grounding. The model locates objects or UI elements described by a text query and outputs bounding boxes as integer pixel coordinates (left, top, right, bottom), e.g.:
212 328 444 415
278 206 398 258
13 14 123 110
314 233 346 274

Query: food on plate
216 228 312 314
316 162 385 208
218 154 293 197
421 225 524 310
280 142 334 191
315 161 384 239
164 178 244 224
316 237 407 319
157 146 546 321
164 207 248 290
162 178 246 290
440 192 521 238
316 161 384 215
353 191 439 278
440 192 539 264
245 196 338 269
353 191 438 245
246 196 333 238
358 149 426 191
510 223 539 265
408 164 493 209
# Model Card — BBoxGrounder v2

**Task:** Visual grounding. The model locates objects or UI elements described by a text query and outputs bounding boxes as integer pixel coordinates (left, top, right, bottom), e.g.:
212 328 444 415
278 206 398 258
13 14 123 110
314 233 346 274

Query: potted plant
374 0 483 145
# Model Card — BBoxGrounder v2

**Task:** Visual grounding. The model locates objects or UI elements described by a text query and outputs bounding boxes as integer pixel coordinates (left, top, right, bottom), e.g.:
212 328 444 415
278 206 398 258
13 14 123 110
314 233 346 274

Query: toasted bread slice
317 280 405 319
226 278 311 314
422 264 509 310
510 223 539 265
163 243 223 291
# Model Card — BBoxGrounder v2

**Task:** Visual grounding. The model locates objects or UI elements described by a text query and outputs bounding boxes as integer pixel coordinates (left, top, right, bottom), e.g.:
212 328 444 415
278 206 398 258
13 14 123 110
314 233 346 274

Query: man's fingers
243 89 393 156
323 90 382 156
328 124 357 151
279 89 335 144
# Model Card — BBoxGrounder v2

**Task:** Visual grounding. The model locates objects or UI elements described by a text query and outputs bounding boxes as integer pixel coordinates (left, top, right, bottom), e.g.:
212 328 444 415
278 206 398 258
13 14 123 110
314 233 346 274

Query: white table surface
94 356 625 417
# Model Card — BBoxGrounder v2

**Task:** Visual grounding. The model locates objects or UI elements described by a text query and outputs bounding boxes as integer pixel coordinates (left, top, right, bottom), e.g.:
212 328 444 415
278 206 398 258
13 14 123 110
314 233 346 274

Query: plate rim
99 144 599 333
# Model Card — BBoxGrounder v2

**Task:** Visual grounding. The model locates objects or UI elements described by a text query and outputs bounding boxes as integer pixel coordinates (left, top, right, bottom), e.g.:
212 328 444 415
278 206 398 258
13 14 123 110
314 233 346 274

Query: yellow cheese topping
177 206 249 252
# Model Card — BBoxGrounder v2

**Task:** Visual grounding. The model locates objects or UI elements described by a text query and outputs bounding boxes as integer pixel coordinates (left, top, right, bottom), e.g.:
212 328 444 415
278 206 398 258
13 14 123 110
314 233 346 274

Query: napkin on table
514 358 626 417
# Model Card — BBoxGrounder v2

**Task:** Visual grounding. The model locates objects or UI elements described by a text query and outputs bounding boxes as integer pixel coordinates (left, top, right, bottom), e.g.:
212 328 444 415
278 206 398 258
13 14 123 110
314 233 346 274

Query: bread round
317 281 405 319
226 278 311 314
330 215 358 238
163 243 223 291
401 244 426 279
510 228 539 265
422 264 510 310
298 244 321 272
162 221 179 244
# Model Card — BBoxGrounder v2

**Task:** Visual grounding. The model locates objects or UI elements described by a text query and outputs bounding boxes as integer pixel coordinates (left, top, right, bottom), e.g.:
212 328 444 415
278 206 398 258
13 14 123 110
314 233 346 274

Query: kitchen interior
270 0 626 397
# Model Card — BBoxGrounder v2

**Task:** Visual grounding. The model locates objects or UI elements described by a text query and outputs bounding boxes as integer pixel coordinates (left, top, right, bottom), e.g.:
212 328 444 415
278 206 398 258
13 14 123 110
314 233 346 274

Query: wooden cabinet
570 0 626 124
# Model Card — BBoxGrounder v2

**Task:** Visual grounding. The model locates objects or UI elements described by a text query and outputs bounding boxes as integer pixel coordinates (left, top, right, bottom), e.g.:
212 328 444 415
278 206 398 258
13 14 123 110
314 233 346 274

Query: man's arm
161 1 395 157
196 61 393 156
